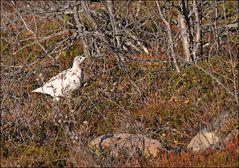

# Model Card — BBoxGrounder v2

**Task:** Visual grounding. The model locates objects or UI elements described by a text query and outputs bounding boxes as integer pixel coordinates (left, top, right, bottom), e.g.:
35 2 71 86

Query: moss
18 144 67 166
224 1 235 14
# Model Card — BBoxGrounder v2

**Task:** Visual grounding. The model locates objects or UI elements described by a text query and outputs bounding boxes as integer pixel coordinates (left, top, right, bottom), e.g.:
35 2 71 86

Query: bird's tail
31 87 43 93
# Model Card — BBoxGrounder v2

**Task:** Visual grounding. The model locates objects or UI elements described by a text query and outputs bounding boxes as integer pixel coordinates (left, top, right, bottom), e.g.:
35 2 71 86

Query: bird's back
32 67 83 98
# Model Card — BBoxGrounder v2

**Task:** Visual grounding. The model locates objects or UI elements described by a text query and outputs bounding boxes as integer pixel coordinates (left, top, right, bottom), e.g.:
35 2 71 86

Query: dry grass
1 54 238 166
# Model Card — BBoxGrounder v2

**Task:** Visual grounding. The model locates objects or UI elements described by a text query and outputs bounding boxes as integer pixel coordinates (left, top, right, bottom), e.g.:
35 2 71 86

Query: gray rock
90 133 164 157
187 129 220 152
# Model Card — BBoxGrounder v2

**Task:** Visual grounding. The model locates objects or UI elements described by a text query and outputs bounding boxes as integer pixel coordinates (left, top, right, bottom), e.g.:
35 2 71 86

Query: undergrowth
1 54 238 167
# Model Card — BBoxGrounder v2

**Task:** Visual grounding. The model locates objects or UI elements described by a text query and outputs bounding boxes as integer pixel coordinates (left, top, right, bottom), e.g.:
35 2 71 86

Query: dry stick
156 1 180 72
134 0 142 19
164 123 192 139
213 0 219 56
222 2 238 105
73 4 90 58
125 30 149 55
192 0 201 62
12 31 68 55
79 3 142 96
31 12 55 60
16 7 54 60
87 95 106 120
128 58 169 63
80 1 100 60
115 52 142 96
34 1 82 15
128 52 237 104
102 96 128 113
156 1 236 103
106 0 124 61
7 35 74 81
181 0 194 58
177 56 237 103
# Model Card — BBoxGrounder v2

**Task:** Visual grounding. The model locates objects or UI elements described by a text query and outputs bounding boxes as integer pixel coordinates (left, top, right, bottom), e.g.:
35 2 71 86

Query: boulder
90 133 164 157
187 129 220 151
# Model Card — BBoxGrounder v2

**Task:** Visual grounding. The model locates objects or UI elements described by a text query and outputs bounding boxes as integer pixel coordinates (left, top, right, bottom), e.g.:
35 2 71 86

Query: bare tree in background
156 1 180 72
1 0 238 110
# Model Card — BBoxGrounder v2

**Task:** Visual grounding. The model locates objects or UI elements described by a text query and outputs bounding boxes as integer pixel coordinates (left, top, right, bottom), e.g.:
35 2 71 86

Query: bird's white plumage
32 55 85 101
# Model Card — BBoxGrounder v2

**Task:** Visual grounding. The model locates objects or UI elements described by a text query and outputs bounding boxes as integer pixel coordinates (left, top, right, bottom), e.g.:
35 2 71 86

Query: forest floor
1 54 238 167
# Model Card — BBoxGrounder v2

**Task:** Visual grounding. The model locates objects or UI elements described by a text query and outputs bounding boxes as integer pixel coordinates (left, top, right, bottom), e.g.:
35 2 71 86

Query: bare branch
156 1 180 72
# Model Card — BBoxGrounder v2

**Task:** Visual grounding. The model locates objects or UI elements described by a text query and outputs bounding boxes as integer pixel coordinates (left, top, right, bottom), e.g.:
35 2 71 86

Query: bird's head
74 55 86 64
72 55 86 69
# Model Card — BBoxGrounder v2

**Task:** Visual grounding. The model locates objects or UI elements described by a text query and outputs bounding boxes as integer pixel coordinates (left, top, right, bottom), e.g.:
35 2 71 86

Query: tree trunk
178 12 191 62
192 0 201 62
73 5 91 58
156 1 180 72
106 1 121 48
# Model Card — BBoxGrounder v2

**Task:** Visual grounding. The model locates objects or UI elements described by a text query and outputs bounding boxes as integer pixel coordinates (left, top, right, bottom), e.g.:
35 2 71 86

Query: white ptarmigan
32 55 85 101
